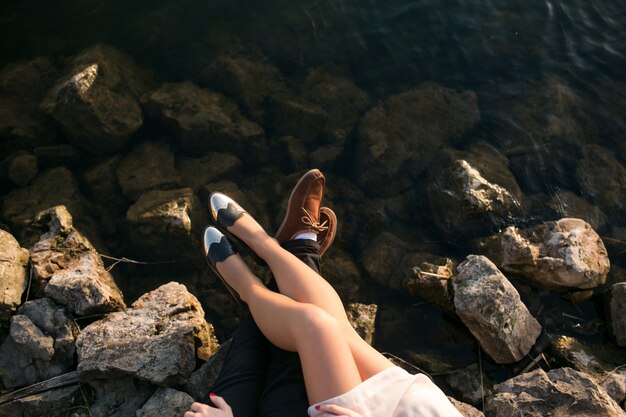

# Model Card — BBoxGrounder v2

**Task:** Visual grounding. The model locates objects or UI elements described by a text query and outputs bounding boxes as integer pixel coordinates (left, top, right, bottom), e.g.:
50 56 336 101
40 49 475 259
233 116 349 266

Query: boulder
28 206 125 314
445 363 493 406
126 188 208 267
87 377 155 417
485 367 626 417
483 218 610 291
116 141 180 200
428 145 522 237
448 397 485 417
7 152 38 187
83 155 128 217
0 229 29 324
361 232 409 289
400 253 456 313
453 255 542 364
33 144 84 168
41 44 150 153
266 94 329 142
548 191 608 231
176 152 241 192
346 303 377 345
136 388 194 417
76 282 218 386
354 83 480 195
609 283 626 347
185 339 232 400
0 298 79 388
577 144 626 222
142 82 265 157
0 384 81 417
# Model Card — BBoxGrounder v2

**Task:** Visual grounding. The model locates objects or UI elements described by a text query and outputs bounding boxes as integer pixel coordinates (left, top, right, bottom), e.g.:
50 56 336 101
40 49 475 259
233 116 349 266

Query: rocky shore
1 43 625 416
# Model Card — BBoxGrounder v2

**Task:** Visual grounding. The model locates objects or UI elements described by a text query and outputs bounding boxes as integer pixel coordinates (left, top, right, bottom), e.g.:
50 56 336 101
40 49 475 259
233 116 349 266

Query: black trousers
204 239 320 417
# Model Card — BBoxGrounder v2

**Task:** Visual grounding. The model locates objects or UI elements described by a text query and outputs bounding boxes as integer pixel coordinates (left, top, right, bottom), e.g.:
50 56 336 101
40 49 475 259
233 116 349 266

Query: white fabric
294 232 318 241
308 366 463 417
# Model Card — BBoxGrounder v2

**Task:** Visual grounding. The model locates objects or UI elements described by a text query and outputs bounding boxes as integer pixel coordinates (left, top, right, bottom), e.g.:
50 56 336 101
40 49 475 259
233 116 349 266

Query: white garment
308 366 464 417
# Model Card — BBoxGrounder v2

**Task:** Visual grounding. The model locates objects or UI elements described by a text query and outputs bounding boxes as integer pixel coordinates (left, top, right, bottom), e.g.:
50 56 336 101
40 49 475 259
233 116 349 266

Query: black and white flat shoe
203 226 241 304
209 192 266 266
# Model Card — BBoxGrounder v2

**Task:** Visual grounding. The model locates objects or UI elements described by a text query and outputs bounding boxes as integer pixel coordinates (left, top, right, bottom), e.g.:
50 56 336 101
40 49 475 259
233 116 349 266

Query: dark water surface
2 0 626 393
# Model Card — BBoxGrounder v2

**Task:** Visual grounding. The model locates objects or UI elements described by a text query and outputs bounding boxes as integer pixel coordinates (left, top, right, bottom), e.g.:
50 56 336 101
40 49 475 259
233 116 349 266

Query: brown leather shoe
318 207 337 256
275 169 336 255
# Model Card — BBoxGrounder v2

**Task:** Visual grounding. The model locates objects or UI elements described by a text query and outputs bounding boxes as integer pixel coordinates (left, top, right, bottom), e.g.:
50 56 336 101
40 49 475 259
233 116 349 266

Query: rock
0 229 29 324
142 82 265 157
303 69 369 143
76 282 218 386
41 44 150 153
355 83 480 195
0 298 79 388
116 141 180 200
346 303 377 345
83 155 127 216
400 253 456 313
321 247 364 302
428 145 522 237
609 283 626 347
33 144 84 168
361 232 409 289
185 339 232 400
266 94 329 142
7 153 38 187
126 188 208 267
0 385 81 417
87 377 155 417
485 367 626 417
577 144 626 222
405 353 454 374
269 136 308 171
453 255 542 364
309 144 344 171
446 363 493 406
548 192 608 231
448 397 485 417
136 388 194 417
28 206 125 314
176 152 241 192
484 218 610 291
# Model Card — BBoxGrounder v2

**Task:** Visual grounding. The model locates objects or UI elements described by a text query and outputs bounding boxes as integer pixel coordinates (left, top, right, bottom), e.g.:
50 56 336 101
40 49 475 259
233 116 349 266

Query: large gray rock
41 44 150 153
76 282 218 386
0 384 81 417
453 255 542 364
116 141 180 200
609 283 626 347
355 83 480 195
136 388 194 417
126 188 208 267
0 298 79 388
87 377 155 417
485 367 626 417
29 206 125 315
0 229 29 324
185 339 232 400
484 218 610 291
142 82 265 156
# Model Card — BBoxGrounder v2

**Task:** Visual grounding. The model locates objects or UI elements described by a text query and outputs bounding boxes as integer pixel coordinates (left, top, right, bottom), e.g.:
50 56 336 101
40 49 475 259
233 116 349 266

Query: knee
297 304 342 339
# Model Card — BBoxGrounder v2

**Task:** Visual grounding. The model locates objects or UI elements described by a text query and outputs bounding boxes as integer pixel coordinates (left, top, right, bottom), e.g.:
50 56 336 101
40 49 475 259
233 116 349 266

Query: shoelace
301 207 329 233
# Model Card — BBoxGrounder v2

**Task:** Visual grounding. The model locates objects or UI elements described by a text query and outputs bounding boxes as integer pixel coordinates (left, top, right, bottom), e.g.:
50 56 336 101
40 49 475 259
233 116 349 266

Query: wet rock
577 144 626 222
176 152 241 192
137 388 194 417
485 367 626 417
83 155 127 217
484 218 610 291
448 397 485 417
0 229 29 324
309 144 344 171
548 191 608 231
269 136 308 171
116 141 180 201
76 282 218 386
355 83 480 195
401 253 456 313
185 339 232 400
7 153 38 187
446 363 493 406
126 188 208 267
609 283 626 347
41 44 150 153
453 255 542 364
346 303 377 345
303 69 369 143
361 232 409 289
266 94 329 141
29 206 125 314
87 377 155 417
142 82 265 156
0 298 79 388
0 384 81 417
33 144 84 168
321 247 364 302
428 145 522 237
405 353 454 374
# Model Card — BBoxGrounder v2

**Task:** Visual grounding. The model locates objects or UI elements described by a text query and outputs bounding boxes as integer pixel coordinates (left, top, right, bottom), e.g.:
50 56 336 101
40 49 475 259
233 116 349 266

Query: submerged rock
0 229 29 324
485 367 626 417
346 303 377 345
361 232 409 289
0 298 79 388
354 83 479 195
483 218 610 291
453 255 542 364
41 44 150 153
77 282 218 386
143 81 265 157
136 388 195 417
266 94 329 142
548 191 608 231
609 283 626 347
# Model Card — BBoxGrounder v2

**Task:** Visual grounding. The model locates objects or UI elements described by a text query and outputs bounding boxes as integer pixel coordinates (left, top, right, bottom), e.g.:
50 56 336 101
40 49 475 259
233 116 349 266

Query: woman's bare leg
215 253 362 403
228 214 394 380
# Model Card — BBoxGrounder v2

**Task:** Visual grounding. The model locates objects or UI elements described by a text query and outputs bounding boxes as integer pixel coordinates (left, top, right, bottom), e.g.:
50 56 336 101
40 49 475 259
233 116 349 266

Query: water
2 0 626 395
